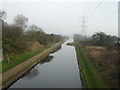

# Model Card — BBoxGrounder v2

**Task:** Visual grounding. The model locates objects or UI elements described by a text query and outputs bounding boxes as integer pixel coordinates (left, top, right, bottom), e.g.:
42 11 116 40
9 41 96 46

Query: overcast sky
0 0 119 36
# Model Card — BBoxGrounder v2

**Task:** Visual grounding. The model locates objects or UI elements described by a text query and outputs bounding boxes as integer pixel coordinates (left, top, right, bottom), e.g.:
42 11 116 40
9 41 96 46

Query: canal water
9 39 82 88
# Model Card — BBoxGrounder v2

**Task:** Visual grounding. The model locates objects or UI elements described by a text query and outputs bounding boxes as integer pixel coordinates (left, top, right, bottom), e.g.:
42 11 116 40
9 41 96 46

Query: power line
78 1 117 37
83 3 92 15
88 0 104 17
93 12 117 30
89 1 118 24
90 5 118 27
85 1 118 35
79 15 88 41
88 1 110 20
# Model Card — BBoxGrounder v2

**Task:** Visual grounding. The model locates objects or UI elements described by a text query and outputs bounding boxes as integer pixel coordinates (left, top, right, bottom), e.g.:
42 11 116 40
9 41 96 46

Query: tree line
73 32 119 88
0 10 66 56
74 32 118 48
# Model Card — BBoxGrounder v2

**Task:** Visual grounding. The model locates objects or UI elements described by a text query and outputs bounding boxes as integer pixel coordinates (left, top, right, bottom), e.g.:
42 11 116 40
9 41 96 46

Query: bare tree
27 25 44 33
0 10 6 21
14 14 28 30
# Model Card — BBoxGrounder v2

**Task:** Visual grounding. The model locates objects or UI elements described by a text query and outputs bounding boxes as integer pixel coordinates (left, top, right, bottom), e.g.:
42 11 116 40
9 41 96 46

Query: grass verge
66 42 76 46
2 40 65 73
75 43 105 88
2 48 46 73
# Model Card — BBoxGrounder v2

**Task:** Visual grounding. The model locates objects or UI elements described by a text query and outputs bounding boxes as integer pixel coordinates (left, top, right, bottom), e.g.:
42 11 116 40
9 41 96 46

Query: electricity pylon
80 15 88 42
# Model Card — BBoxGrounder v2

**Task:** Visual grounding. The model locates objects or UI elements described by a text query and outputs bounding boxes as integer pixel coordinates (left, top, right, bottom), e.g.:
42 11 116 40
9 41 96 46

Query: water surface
9 39 82 88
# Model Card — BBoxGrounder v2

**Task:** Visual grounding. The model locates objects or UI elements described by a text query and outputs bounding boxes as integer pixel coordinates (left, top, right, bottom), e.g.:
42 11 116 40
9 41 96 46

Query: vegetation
74 32 119 88
2 23 65 56
0 10 6 20
84 45 118 88
74 32 118 47
1 10 67 72
66 42 76 46
75 43 105 88
2 49 45 73
89 32 118 48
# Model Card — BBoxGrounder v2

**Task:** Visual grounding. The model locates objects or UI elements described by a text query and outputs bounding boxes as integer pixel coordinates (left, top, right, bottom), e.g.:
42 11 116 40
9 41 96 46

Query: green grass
1 51 50 85
2 48 46 73
66 42 76 46
2 41 64 73
75 43 105 88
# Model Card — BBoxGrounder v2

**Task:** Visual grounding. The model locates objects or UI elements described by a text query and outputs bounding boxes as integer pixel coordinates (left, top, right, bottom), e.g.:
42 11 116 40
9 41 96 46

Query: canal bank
74 43 105 88
1 39 67 89
8 39 82 88
74 44 87 88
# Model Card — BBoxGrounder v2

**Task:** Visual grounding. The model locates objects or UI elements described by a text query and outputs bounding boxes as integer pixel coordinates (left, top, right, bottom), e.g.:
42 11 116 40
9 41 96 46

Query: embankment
1 39 66 89
75 43 105 88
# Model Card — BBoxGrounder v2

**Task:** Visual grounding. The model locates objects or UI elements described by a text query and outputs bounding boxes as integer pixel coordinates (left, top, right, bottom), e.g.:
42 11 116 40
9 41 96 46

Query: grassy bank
75 43 105 88
2 40 66 73
1 40 66 89
66 42 76 46
84 45 118 88
2 48 46 73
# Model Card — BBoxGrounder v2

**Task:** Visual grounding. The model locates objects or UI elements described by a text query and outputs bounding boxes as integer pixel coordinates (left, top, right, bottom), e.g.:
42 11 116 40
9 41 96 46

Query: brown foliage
85 46 118 88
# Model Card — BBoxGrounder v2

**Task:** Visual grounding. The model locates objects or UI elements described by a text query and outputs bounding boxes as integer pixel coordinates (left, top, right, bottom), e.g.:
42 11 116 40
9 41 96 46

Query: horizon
1 0 119 36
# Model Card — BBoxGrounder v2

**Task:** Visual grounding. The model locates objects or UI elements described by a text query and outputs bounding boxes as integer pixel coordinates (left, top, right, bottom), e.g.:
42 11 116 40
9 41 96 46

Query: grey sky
0 0 119 36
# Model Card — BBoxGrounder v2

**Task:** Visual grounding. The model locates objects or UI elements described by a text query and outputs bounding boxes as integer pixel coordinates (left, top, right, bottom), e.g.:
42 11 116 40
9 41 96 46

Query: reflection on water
10 39 82 88
51 45 62 54
21 46 62 79
22 67 40 79
40 55 54 64
22 55 54 79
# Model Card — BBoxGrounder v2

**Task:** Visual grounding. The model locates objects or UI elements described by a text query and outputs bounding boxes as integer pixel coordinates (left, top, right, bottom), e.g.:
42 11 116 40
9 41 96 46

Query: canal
9 39 82 88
